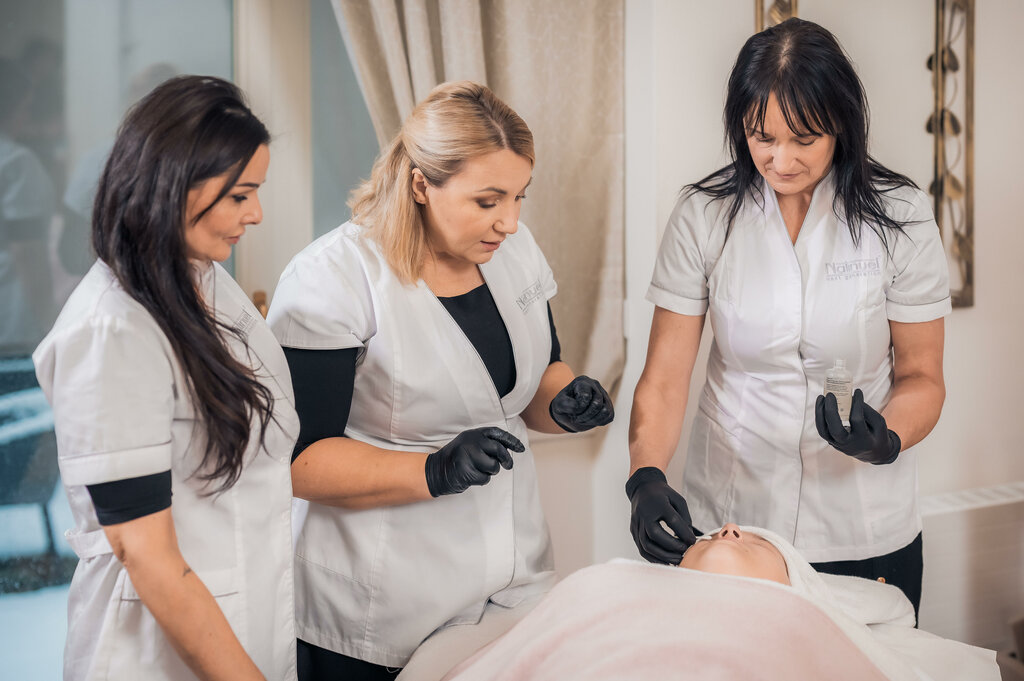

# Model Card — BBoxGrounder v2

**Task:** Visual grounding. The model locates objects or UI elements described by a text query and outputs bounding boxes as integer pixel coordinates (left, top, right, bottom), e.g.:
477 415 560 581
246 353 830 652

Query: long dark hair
691 18 917 248
92 75 272 492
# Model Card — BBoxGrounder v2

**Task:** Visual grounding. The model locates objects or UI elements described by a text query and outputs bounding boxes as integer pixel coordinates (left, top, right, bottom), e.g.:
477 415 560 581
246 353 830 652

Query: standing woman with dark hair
626 18 949 615
33 76 299 680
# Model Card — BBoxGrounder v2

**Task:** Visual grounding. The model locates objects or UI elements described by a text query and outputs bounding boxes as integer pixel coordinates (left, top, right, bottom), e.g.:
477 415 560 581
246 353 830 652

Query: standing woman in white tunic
268 81 614 680
33 76 298 680
627 18 949 615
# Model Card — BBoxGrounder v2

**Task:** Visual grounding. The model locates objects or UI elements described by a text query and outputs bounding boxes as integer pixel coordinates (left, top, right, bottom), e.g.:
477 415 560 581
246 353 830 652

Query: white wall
921 0 1024 493
234 0 314 300
551 0 1024 572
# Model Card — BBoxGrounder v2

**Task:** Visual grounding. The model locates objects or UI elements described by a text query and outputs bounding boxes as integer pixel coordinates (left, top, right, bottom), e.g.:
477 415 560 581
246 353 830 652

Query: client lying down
440 525 998 681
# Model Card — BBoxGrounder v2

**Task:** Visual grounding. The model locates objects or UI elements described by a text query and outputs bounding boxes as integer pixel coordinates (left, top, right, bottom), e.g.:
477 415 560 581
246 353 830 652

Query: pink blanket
443 561 894 681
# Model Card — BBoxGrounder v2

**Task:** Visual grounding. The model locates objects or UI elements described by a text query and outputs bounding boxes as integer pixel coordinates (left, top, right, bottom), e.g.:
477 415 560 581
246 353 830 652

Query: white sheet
442 562 897 680
443 527 998 681
750 525 998 681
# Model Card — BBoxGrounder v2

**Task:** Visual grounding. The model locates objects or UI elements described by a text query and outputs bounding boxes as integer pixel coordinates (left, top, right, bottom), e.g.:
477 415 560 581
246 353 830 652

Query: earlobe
410 168 428 206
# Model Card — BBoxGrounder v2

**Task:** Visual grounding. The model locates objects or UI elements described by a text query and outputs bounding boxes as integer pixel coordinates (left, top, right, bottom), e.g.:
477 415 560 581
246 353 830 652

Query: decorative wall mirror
929 0 974 307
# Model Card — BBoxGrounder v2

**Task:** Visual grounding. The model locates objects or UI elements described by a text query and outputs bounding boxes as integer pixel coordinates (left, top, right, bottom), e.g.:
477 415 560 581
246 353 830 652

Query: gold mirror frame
754 0 797 32
929 0 974 307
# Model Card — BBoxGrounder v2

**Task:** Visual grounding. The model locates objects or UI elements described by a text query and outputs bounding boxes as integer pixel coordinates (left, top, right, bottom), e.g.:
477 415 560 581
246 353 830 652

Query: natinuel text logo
516 279 544 311
825 256 881 281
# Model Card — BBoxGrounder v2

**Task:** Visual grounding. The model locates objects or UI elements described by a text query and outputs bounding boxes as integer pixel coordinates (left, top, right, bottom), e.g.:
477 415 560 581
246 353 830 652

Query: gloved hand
549 375 614 433
425 427 525 497
626 467 697 564
815 389 901 465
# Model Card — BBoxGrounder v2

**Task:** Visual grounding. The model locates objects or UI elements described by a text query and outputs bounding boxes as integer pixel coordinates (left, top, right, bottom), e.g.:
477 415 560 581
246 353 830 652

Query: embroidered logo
516 279 544 312
825 256 881 281
234 308 258 337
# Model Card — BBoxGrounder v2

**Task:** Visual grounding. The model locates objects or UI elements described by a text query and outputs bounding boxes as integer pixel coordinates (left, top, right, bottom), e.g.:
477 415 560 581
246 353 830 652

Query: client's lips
481 240 503 251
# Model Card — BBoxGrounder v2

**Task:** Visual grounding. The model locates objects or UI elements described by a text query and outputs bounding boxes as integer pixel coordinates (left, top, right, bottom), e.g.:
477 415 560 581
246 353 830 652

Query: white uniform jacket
647 174 951 563
268 221 557 667
33 261 298 681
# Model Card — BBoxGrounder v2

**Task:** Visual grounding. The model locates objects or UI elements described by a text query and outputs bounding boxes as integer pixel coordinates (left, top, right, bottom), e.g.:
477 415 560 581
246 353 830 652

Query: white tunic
33 261 298 681
268 221 557 667
647 174 951 563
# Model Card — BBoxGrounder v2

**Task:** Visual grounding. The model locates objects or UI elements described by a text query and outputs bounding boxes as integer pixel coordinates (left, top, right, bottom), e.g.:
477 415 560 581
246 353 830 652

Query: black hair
690 18 917 248
92 75 272 492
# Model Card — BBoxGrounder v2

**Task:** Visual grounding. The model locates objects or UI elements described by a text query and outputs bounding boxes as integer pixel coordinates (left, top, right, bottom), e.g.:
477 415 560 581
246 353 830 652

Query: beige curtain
331 0 624 389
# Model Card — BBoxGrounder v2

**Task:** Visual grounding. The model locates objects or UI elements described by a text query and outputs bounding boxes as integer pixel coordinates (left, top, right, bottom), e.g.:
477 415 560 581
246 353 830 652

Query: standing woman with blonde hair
33 76 298 680
268 81 614 679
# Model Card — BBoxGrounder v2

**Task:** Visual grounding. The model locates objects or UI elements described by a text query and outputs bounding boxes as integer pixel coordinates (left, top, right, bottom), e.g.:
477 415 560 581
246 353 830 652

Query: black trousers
297 639 401 681
811 532 924 619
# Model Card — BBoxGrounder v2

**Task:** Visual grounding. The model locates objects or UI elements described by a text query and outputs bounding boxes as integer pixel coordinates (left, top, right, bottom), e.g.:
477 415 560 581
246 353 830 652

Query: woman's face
745 94 836 201
184 144 270 262
413 148 532 268
679 524 790 585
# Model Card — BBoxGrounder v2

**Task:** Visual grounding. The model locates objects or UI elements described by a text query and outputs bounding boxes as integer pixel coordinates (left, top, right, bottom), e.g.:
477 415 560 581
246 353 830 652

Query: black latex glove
626 467 697 564
549 375 614 433
425 427 525 497
815 389 901 465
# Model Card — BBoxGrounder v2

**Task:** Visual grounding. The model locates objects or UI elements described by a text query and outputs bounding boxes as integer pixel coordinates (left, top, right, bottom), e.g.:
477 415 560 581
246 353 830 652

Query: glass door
0 2 233 677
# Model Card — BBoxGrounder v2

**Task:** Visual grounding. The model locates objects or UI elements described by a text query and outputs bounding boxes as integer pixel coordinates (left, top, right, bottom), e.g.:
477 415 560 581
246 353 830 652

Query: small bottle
824 359 853 426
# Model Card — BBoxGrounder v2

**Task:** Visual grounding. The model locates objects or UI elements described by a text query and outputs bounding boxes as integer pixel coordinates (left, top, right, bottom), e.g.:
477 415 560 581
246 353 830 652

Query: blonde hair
349 81 535 284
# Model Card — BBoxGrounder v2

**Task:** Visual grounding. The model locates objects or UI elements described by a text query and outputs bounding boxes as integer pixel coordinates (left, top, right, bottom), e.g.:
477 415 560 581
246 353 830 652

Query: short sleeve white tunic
647 174 951 563
267 222 558 667
33 261 299 681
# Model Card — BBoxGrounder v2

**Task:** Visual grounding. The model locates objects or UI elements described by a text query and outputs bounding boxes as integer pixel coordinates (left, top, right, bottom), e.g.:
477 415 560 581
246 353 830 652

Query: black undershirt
286 290 561 462
438 284 518 397
85 286 560 526
86 470 172 526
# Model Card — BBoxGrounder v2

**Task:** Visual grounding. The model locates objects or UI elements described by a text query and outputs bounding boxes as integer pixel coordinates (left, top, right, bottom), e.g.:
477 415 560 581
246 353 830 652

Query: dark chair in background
0 359 59 555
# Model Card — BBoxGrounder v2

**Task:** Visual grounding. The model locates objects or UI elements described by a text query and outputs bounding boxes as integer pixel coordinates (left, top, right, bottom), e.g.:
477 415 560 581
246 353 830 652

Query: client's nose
719 523 742 540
